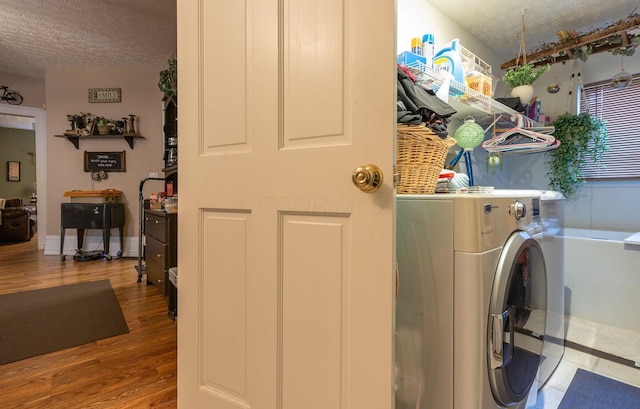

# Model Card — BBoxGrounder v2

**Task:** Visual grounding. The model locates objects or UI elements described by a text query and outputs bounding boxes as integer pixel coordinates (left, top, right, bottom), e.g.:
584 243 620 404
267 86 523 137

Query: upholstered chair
0 199 35 242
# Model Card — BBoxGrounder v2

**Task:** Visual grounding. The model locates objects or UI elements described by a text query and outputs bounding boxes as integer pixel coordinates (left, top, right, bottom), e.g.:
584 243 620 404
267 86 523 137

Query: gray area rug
558 368 640 409
0 279 129 364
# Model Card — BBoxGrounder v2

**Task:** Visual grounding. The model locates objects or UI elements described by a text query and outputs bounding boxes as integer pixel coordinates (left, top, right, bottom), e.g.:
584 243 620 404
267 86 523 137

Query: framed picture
88 88 121 103
7 161 20 181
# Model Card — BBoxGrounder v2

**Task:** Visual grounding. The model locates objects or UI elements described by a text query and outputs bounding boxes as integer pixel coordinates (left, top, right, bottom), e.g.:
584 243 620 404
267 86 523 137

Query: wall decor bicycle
0 85 23 105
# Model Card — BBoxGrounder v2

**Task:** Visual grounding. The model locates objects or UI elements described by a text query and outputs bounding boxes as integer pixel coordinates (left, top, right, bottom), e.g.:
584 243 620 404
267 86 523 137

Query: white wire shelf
404 62 559 155
405 61 540 125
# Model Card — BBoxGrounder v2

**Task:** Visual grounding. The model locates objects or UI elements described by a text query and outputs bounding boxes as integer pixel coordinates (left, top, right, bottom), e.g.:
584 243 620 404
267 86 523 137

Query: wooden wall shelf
54 134 145 149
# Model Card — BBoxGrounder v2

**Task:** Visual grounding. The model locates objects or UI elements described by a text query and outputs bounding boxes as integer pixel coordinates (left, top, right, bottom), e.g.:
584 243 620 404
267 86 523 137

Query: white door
177 1 396 408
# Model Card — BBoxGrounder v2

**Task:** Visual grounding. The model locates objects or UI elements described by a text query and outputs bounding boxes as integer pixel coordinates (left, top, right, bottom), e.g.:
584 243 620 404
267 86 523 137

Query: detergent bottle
433 39 465 88
411 37 423 55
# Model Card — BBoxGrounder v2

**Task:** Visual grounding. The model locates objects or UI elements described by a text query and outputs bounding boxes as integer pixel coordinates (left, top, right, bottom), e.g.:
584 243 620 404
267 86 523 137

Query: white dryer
395 191 552 409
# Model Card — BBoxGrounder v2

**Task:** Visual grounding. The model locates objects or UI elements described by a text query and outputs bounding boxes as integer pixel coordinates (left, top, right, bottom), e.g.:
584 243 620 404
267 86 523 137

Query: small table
60 203 124 261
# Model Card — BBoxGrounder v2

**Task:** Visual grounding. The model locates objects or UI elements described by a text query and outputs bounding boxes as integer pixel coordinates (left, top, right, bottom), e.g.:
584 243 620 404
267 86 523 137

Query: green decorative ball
454 117 484 149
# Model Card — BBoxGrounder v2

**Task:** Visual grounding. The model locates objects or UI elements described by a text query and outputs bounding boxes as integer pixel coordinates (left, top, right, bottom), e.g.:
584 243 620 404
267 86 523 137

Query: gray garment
397 66 457 118
396 66 456 138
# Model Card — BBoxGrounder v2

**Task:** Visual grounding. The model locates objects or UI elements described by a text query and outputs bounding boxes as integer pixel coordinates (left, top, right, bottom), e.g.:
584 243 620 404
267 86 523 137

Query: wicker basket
397 124 456 194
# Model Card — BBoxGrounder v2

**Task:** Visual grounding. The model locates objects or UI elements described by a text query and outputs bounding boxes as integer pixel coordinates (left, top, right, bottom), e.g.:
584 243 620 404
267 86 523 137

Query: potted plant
66 114 79 130
158 58 177 101
96 117 113 135
545 113 609 198
485 152 503 175
502 62 549 104
66 113 86 131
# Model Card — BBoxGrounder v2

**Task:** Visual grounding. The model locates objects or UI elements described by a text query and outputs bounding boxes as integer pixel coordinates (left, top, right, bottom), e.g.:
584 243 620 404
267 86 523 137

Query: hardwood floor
0 235 177 408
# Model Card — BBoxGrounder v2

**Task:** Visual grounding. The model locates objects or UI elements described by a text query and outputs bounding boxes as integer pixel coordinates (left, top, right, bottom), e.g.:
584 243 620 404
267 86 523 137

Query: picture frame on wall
7 161 20 182
88 88 121 103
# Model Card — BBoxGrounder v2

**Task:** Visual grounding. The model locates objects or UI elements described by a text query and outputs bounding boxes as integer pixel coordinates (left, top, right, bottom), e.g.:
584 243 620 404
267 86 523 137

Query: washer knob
509 200 526 220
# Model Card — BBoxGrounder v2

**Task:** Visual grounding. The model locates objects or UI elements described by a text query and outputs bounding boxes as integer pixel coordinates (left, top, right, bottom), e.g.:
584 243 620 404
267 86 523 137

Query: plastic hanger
482 114 559 154
512 113 555 134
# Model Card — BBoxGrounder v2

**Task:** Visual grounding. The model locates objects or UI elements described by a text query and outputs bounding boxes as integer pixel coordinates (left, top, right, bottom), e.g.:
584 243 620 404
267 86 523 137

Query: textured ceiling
426 0 639 64
0 1 636 80
0 0 176 79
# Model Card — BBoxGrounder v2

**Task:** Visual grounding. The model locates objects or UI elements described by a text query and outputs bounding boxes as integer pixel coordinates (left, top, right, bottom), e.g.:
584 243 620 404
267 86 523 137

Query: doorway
0 106 46 249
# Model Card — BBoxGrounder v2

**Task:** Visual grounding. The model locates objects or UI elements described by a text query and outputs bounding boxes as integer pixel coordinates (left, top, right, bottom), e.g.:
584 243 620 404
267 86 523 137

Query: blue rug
558 368 640 409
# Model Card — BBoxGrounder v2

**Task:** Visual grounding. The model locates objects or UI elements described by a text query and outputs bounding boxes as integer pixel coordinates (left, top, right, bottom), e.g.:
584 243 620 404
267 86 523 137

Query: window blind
580 73 640 179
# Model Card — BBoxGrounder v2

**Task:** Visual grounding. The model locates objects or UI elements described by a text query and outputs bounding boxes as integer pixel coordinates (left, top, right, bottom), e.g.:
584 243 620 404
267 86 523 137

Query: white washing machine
395 191 556 409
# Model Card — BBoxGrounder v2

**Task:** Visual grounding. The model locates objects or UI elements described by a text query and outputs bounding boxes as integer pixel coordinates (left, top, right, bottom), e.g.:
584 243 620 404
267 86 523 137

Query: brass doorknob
352 164 383 193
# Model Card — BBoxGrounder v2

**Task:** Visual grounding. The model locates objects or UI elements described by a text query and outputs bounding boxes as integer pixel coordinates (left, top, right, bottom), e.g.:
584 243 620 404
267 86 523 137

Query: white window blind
580 73 640 179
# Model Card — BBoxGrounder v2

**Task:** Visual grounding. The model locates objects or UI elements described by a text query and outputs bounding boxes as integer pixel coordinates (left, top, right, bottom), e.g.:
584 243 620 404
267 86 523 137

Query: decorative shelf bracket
64 135 80 149
123 135 136 149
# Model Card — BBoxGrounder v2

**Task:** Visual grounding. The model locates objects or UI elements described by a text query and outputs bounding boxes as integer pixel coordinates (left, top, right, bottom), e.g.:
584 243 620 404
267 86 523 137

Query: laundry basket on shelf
396 124 456 194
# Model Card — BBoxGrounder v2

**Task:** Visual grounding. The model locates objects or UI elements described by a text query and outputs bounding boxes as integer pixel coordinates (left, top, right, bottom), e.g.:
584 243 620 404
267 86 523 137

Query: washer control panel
510 197 541 235
509 200 527 220
454 194 542 252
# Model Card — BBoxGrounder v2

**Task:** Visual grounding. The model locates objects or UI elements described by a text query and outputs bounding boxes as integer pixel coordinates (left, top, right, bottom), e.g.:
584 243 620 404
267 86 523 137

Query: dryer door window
486 231 547 406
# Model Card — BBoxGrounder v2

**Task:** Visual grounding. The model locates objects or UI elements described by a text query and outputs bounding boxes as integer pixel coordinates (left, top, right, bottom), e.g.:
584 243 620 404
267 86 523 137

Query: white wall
397 0 502 72
0 72 45 109
399 0 640 232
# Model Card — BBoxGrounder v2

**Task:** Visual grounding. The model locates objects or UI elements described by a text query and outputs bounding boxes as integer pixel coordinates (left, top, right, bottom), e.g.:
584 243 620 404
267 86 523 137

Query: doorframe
0 104 46 249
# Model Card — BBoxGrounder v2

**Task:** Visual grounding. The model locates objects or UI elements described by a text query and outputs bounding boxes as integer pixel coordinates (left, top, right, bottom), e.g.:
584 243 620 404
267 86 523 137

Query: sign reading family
88 88 121 103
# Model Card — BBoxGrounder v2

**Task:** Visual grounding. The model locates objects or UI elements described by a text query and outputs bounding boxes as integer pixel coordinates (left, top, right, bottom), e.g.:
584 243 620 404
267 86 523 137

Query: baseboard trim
565 339 640 370
44 235 140 258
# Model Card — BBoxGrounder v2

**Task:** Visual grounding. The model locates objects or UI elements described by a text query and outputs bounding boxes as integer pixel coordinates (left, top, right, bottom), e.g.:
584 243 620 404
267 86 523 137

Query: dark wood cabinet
144 210 177 297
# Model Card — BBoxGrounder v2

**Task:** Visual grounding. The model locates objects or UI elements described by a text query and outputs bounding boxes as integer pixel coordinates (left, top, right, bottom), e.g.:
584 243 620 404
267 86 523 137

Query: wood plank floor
0 235 177 408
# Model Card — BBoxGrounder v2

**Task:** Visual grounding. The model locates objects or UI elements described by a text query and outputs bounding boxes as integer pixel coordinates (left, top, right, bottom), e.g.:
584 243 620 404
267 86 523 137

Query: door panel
177 0 396 408
201 211 249 401
202 0 249 152
281 214 349 409
284 0 348 146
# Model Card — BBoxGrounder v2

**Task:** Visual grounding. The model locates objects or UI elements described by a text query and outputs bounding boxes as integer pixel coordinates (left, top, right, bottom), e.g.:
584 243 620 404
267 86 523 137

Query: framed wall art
7 161 20 181
88 88 121 103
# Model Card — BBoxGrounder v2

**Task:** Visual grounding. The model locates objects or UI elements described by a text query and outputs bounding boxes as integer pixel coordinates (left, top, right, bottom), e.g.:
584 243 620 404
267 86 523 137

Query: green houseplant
503 62 549 104
95 116 114 135
502 62 549 88
545 113 609 198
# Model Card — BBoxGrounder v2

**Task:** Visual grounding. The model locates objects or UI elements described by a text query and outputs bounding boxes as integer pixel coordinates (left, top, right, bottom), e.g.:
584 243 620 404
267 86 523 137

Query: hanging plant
611 33 640 56
545 113 609 198
572 44 593 62
158 58 177 100
485 152 503 175
502 62 549 88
